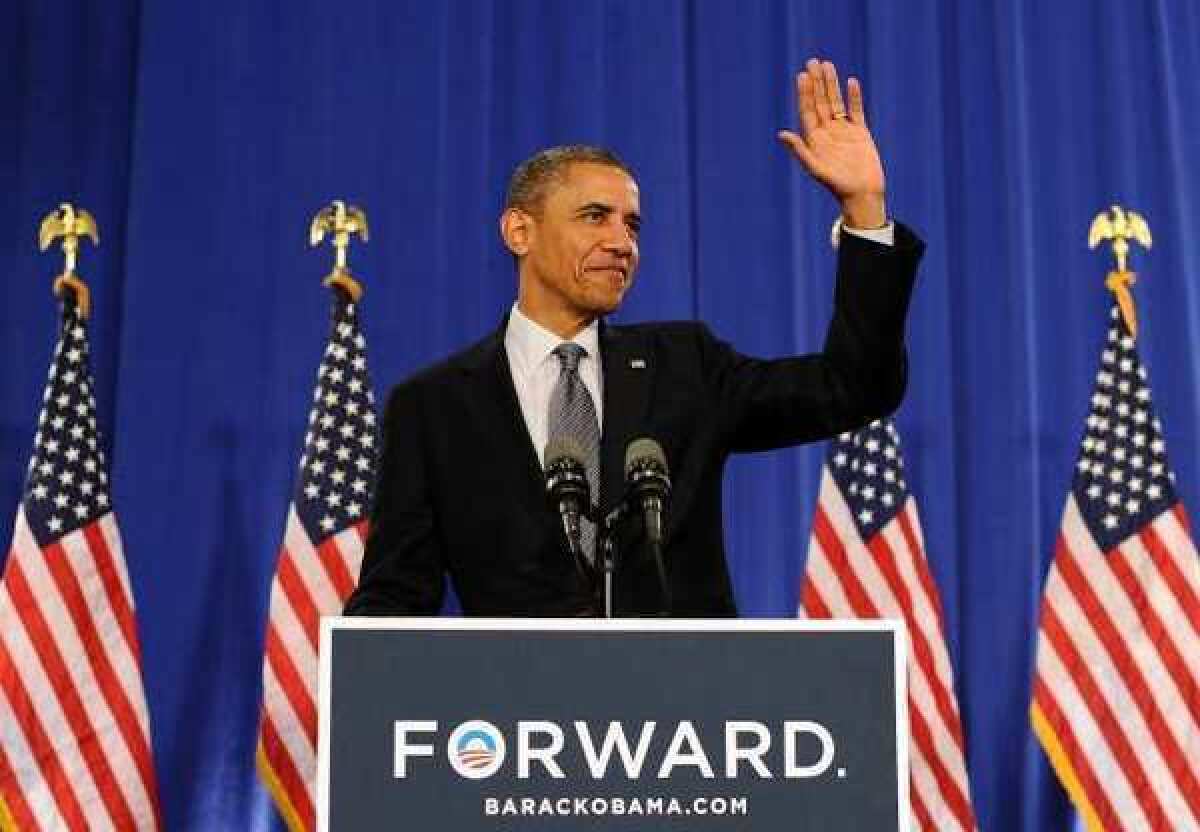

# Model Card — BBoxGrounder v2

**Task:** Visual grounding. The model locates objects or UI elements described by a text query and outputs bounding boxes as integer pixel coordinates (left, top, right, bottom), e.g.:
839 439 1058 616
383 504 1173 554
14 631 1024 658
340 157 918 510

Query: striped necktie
548 342 600 557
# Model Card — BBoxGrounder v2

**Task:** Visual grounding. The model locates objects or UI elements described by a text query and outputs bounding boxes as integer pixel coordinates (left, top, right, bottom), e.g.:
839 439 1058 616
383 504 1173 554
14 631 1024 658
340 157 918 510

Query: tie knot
553 342 586 373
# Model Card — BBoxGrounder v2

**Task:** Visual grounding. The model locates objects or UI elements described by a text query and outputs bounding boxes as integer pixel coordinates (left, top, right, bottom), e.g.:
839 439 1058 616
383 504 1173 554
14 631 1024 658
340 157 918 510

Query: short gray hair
505 145 633 214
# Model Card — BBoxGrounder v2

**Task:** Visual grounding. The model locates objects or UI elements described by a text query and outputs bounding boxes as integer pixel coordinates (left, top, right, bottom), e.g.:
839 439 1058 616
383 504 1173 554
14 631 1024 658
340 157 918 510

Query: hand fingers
822 61 846 117
796 72 819 136
847 77 868 126
807 58 833 123
777 130 822 175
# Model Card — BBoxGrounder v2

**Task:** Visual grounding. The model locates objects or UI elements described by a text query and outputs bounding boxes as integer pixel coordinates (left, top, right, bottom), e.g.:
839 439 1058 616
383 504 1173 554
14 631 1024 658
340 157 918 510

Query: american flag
1031 306 1200 830
257 292 378 831
0 300 162 829
799 418 978 831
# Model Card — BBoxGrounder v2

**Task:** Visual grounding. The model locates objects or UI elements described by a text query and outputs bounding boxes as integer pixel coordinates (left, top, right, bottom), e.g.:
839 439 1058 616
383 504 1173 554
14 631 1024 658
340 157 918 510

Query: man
345 59 923 617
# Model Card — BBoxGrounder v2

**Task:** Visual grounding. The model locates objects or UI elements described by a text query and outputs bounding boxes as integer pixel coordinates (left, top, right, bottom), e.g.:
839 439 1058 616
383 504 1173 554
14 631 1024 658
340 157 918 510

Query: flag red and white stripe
800 419 978 831
1031 307 1200 831
257 294 377 832
0 302 162 830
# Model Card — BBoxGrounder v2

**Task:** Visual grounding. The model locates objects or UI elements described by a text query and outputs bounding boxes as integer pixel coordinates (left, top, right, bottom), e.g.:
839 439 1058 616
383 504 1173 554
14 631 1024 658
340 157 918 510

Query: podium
318 618 909 831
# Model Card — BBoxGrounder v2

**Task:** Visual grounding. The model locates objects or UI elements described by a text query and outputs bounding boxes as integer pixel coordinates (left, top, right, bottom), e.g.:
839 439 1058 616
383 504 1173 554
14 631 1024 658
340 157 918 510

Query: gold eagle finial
38 203 100 318
1088 205 1151 339
310 200 369 301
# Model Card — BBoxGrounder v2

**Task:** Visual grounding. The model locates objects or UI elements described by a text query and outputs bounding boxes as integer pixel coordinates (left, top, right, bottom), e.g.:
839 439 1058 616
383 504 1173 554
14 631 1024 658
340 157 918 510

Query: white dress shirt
843 223 894 247
505 303 604 467
503 222 893 467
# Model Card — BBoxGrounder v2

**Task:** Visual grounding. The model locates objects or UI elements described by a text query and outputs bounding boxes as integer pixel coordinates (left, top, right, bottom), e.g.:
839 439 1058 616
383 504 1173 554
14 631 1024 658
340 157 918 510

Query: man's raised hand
777 58 886 229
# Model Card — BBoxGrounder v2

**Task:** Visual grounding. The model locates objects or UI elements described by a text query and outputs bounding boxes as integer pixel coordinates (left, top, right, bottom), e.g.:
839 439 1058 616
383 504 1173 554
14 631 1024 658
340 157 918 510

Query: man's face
517 163 641 322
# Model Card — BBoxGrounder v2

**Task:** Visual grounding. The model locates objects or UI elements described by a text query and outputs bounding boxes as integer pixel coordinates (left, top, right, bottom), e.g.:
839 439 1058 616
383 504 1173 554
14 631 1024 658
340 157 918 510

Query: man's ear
500 208 534 257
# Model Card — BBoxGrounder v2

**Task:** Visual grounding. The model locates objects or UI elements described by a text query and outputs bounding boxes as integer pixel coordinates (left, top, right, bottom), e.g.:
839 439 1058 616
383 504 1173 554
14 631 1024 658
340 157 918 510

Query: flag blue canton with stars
295 296 378 542
826 418 909 539
1071 305 1177 552
23 302 112 548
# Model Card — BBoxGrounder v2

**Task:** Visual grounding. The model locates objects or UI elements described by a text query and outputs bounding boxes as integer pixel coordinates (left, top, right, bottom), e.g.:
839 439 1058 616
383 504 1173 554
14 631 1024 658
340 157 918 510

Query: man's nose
602 228 635 256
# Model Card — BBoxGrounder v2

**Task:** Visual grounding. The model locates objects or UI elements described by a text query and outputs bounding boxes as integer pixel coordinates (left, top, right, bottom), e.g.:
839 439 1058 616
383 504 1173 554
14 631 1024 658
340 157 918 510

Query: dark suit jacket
345 224 924 617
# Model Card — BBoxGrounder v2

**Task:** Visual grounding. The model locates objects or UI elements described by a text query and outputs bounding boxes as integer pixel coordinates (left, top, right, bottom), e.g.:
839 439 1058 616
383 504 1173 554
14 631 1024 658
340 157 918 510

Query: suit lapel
461 323 546 505
598 323 654 515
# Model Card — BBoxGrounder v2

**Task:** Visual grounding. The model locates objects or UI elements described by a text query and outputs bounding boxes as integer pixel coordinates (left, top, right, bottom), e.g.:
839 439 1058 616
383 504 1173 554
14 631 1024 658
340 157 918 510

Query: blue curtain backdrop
3 0 1199 829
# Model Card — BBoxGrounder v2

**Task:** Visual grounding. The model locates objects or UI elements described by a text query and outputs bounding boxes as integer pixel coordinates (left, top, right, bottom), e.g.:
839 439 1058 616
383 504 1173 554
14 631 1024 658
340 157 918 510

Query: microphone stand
596 505 626 619
594 501 672 618
646 533 672 617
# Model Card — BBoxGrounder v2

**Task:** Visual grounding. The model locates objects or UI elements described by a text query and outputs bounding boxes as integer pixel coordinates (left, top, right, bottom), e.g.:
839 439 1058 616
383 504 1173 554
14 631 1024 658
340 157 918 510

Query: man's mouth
586 266 628 281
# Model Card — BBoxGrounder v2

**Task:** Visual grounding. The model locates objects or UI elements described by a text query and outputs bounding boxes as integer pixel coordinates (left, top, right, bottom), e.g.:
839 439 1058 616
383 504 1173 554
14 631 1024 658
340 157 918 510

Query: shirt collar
504 303 600 380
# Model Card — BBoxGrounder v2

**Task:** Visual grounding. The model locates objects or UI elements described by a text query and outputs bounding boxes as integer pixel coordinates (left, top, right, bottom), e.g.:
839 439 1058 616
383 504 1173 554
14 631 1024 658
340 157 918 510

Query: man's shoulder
603 319 724 366
386 318 719 400
605 319 712 343
384 328 502 402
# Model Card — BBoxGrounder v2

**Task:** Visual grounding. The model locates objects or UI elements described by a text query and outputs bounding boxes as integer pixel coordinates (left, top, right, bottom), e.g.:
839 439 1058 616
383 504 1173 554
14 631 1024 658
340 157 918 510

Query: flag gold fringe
256 739 307 832
1031 701 1105 832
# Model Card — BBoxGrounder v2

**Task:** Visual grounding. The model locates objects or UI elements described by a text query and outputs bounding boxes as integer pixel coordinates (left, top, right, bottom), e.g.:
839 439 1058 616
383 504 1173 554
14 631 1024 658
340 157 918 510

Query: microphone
624 438 672 612
624 438 671 545
545 436 594 583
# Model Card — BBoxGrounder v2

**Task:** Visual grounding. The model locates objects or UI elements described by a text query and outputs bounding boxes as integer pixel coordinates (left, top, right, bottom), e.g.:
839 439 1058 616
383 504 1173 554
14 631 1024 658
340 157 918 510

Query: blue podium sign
318 619 909 831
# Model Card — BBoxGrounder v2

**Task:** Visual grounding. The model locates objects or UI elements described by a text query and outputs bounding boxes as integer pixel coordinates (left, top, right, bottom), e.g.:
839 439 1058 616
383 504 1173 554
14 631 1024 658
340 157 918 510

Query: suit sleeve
704 222 924 453
343 379 446 615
